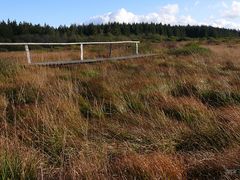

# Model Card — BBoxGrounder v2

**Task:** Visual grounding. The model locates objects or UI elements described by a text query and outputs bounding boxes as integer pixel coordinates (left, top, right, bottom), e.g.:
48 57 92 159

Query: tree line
0 20 239 43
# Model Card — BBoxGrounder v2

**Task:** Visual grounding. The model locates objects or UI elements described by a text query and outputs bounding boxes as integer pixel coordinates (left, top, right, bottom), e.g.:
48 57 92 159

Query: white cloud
221 1 228 8
211 18 240 29
179 15 198 25
194 0 200 6
161 4 179 15
88 8 138 24
87 4 197 26
86 3 240 30
223 1 240 19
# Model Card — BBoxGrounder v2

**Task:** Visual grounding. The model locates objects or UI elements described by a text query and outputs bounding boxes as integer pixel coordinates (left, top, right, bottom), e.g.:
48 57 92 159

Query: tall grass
0 41 240 179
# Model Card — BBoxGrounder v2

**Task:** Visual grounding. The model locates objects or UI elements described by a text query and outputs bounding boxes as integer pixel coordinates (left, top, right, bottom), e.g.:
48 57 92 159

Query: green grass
4 83 43 106
171 82 198 97
200 90 240 107
80 69 99 78
168 43 211 56
0 59 20 80
175 129 232 152
124 94 145 114
0 151 38 180
171 83 240 107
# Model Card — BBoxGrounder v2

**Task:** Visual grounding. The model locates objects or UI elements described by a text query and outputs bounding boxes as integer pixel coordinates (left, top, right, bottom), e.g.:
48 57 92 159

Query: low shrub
168 43 210 56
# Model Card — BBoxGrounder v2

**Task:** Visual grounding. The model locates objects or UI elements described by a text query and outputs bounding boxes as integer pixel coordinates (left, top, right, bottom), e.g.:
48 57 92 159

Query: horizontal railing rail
0 41 140 64
0 41 140 46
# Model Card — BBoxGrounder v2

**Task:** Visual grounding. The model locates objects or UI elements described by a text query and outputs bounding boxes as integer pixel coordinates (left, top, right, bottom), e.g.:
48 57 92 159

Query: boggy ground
0 42 240 179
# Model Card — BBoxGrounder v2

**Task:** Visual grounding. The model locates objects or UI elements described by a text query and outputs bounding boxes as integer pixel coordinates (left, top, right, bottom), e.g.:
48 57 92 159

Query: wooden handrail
0 41 140 46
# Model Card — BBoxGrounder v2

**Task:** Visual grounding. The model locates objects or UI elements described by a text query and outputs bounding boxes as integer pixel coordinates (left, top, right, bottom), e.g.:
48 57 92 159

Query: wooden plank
32 54 156 66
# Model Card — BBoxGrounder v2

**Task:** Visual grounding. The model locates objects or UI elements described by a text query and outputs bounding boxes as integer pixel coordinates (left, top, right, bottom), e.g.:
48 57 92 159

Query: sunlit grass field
0 41 240 179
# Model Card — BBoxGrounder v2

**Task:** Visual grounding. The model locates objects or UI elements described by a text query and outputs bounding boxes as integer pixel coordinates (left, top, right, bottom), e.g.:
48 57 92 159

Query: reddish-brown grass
0 41 240 179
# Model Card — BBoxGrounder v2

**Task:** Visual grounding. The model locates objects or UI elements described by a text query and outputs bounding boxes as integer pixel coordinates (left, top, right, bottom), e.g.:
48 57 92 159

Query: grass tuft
200 90 240 107
175 129 232 152
4 83 43 106
0 59 20 80
0 150 38 180
168 43 211 56
186 160 225 180
171 82 198 97
0 42 240 179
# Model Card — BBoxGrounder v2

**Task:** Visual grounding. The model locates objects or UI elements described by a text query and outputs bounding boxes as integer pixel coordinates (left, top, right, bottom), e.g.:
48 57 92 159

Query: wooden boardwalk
0 41 155 66
32 54 156 66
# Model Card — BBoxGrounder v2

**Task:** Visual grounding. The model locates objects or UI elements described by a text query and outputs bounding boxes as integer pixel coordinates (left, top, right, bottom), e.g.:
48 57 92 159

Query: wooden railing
0 41 140 64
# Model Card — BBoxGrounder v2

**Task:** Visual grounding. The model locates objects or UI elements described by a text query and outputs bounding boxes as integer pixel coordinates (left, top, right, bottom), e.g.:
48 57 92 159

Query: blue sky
0 0 240 29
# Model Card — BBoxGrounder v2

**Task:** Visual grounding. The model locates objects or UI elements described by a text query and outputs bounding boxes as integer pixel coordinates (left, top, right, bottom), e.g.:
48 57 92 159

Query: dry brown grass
0 41 240 179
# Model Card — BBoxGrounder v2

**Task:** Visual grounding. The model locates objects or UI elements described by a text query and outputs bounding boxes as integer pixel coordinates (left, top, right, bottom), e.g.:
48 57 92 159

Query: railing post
109 43 112 58
25 45 31 64
80 44 84 61
136 43 139 55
